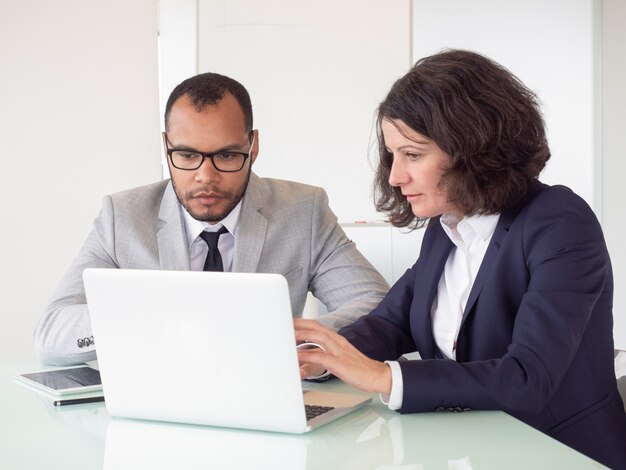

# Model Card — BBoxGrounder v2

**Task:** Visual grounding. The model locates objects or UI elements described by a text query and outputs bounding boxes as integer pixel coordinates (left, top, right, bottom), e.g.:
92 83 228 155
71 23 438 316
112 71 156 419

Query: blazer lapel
460 182 544 327
459 196 533 328
156 181 190 271
232 173 268 273
411 220 453 359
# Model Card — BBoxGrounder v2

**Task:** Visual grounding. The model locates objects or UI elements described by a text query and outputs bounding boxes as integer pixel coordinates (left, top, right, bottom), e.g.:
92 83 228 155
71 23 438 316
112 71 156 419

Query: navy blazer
341 182 626 469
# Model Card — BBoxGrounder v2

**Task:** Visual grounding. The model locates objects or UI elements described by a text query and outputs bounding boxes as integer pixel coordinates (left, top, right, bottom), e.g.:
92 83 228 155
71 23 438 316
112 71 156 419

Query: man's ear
161 132 173 176
250 129 259 165
161 132 168 158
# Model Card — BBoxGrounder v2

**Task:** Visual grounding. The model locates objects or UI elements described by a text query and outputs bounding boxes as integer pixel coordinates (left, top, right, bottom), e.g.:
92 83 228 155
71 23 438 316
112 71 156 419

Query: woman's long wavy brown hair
374 49 550 228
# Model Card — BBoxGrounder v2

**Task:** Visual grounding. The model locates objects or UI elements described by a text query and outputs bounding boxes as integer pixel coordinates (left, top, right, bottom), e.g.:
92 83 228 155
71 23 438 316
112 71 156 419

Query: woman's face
382 118 460 218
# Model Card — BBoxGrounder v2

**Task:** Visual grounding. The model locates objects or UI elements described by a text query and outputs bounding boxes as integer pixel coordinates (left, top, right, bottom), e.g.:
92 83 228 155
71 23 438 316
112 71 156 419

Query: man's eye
215 153 236 161
178 152 200 159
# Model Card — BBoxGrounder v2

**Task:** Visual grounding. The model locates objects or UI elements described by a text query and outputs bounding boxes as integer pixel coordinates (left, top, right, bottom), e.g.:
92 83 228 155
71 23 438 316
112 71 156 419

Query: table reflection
103 407 476 470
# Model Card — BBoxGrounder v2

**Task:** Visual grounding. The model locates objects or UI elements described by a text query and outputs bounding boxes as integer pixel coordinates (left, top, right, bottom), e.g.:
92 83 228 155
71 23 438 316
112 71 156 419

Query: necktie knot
199 226 229 271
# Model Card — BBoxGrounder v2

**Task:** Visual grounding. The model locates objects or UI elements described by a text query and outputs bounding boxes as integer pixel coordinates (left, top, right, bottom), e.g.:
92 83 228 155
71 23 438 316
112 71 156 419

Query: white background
0 0 162 360
0 0 624 359
195 0 411 223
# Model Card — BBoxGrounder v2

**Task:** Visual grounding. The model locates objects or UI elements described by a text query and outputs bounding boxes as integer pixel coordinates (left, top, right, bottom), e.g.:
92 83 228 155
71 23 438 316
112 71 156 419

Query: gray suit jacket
35 173 389 365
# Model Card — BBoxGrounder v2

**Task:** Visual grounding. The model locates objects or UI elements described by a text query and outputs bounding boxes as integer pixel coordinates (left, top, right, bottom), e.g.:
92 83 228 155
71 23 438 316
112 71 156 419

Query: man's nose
194 157 221 183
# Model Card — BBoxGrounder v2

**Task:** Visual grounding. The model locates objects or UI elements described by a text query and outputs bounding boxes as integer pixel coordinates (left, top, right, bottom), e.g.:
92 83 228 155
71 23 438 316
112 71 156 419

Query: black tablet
15 366 102 395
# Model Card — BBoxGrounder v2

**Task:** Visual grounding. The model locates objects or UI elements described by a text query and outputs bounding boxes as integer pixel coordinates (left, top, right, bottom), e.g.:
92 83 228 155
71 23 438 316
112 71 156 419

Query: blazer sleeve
307 187 390 330
34 195 120 365
339 262 419 361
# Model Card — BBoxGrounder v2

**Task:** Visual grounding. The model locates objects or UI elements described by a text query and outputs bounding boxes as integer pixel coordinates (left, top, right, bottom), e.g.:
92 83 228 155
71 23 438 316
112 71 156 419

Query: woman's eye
406 153 421 161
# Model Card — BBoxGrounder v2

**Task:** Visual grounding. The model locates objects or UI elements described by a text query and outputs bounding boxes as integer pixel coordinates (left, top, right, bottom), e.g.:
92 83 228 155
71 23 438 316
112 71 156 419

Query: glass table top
1 360 606 469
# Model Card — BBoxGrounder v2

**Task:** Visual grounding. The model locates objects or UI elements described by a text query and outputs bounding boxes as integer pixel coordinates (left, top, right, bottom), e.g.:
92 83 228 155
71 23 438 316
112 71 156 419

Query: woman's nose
388 157 408 187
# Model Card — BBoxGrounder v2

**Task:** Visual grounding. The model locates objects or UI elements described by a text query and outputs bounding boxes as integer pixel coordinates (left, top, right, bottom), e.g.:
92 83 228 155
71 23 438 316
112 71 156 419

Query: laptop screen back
84 269 308 433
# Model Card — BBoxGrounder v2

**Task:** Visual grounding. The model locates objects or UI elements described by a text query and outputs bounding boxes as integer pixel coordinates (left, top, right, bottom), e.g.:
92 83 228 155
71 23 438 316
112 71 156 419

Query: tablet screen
20 366 102 391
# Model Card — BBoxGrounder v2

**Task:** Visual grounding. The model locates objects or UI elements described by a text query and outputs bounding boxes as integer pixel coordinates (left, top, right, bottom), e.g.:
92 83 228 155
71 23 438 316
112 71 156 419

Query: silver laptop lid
84 269 308 433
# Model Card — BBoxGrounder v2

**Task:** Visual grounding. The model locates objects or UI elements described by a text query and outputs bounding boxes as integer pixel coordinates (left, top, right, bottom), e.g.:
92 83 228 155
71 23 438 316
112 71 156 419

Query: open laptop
83 268 371 433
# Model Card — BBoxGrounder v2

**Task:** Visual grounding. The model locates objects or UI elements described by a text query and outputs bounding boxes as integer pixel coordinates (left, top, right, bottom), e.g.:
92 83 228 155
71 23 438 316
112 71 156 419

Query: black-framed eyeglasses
164 132 255 172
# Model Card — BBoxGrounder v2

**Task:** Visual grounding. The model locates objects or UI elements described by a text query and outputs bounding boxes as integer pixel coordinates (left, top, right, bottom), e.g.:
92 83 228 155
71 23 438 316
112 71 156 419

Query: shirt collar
181 200 243 248
440 212 500 243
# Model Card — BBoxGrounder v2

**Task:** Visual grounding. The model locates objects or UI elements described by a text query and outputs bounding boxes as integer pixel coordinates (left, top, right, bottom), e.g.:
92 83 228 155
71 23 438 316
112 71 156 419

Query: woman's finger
299 363 326 379
294 329 341 355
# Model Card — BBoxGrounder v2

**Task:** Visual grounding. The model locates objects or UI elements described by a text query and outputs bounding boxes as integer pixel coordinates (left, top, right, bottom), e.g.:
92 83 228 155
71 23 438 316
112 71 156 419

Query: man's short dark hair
164 72 253 132
374 49 551 228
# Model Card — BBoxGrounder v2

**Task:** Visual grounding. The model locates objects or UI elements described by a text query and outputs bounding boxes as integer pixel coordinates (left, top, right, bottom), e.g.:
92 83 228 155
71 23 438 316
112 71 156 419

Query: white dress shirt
181 202 242 272
383 212 500 410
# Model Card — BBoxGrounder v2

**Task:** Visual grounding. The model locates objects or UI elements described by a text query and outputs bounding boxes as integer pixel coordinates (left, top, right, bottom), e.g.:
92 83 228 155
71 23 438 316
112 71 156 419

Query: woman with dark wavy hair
296 50 626 468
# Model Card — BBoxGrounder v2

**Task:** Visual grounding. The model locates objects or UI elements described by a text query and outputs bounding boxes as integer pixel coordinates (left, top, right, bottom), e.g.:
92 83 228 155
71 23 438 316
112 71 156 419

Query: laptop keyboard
305 404 334 421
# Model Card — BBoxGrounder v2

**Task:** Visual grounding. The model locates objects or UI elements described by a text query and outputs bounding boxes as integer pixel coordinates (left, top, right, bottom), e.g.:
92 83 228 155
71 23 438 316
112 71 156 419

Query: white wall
601 0 626 349
195 0 411 223
159 0 197 128
0 0 162 359
412 0 596 209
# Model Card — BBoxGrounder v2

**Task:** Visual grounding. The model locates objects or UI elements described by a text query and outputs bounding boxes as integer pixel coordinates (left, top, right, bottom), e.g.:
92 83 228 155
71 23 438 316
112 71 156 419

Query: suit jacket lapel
459 214 510 326
460 182 543 327
156 181 190 271
232 173 268 273
412 220 453 359
459 187 540 329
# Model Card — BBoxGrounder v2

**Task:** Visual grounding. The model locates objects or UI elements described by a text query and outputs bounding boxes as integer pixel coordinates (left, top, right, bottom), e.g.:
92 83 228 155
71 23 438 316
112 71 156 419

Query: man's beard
172 167 251 222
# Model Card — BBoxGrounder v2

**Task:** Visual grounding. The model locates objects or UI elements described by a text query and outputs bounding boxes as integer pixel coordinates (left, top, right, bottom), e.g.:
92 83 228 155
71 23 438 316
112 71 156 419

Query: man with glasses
34 72 389 366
